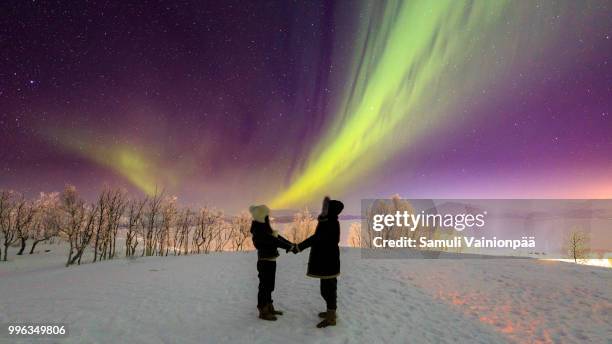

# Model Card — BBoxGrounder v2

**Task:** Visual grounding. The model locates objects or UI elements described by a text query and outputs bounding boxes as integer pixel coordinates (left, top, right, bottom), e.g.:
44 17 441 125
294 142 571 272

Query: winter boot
318 311 327 318
268 303 283 315
316 309 336 328
258 304 277 321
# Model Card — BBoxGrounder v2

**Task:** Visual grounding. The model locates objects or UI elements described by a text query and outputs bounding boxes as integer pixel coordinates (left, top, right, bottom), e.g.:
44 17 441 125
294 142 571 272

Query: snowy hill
0 248 610 343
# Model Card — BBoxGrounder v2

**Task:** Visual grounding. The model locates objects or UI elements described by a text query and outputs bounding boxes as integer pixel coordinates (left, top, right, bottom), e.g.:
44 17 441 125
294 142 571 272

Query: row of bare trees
0 186 260 266
121 191 253 258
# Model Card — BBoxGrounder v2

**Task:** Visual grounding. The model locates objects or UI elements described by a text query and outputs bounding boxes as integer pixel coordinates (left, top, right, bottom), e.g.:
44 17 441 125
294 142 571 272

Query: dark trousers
320 277 337 310
257 260 276 308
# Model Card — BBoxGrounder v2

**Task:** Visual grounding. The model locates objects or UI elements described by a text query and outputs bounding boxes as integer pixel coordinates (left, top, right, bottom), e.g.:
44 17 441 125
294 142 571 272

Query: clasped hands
286 243 300 254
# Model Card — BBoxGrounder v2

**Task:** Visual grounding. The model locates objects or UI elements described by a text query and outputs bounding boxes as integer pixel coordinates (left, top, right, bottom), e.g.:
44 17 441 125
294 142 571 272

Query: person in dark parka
294 196 343 328
249 204 294 321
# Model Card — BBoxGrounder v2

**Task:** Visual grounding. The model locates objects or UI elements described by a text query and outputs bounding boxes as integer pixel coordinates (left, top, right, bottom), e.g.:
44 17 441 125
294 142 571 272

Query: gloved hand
286 244 296 253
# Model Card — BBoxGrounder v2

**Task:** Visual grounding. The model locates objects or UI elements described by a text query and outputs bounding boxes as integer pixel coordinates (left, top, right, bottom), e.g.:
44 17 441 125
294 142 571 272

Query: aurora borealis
1 0 610 213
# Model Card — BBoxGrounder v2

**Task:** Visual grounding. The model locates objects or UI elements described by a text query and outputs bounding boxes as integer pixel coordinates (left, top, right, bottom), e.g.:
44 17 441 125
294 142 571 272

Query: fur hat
318 196 343 220
328 200 344 216
249 204 270 223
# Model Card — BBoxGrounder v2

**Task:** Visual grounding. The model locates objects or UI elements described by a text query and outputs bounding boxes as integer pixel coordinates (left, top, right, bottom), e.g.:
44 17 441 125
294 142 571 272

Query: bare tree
141 189 164 256
28 192 61 254
58 185 98 266
92 190 109 262
181 209 193 255
214 217 233 252
173 208 193 255
92 188 127 261
104 188 127 260
231 212 251 251
193 207 222 254
71 204 97 266
125 198 146 257
565 229 590 263
348 222 362 248
16 199 37 255
158 196 177 256
192 208 206 254
0 191 35 261
363 199 390 248
285 208 316 243
0 191 17 261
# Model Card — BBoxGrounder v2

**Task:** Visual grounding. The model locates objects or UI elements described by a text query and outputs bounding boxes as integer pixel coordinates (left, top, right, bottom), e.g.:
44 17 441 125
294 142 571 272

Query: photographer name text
372 236 536 250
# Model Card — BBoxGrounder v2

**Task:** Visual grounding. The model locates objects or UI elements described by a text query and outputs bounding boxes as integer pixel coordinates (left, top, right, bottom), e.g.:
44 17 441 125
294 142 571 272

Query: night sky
1 1 610 213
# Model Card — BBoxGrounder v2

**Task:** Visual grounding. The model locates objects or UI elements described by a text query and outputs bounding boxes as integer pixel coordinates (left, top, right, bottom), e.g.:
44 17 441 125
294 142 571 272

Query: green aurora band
44 127 178 196
270 0 567 208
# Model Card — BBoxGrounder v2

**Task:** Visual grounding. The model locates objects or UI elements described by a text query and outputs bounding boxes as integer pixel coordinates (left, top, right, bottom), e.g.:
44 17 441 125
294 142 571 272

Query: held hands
290 244 300 254
285 243 297 254
285 243 299 254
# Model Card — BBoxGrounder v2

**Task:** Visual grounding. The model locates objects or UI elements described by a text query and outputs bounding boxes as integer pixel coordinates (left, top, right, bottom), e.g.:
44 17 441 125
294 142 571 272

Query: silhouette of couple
249 196 343 328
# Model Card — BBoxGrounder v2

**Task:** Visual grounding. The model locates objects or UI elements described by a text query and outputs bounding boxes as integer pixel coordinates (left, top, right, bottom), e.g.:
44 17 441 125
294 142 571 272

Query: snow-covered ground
0 247 610 344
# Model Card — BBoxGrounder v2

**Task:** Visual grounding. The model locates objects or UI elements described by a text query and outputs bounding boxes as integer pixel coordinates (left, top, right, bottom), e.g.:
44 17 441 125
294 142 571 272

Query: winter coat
297 200 343 279
251 219 293 260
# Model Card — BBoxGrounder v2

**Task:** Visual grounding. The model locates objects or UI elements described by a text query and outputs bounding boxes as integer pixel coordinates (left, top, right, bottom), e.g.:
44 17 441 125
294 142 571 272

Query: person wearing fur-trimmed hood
249 204 294 321
294 196 343 328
